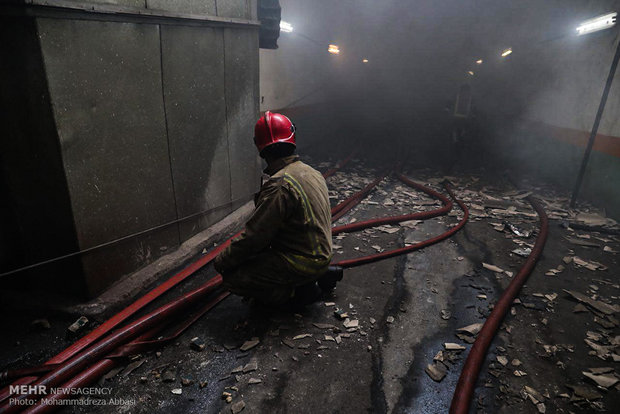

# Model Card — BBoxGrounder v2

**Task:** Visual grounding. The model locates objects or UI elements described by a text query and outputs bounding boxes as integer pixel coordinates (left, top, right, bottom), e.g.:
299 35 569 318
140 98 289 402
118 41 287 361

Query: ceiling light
280 20 293 33
476 59 483 64
362 59 369 63
577 12 617 35
501 48 512 57
328 44 340 55
468 71 474 76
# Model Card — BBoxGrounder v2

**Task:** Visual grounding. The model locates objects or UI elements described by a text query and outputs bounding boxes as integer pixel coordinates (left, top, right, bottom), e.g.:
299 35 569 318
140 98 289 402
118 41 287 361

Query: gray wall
0 15 85 296
0 0 260 297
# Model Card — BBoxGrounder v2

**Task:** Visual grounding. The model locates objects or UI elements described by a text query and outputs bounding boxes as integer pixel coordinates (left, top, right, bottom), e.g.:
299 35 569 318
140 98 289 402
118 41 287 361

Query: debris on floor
190 336 206 351
239 337 260 351
67 315 89 335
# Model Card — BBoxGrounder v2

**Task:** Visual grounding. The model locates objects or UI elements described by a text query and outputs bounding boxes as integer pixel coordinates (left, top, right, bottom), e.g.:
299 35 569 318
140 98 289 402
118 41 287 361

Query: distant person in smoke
214 111 342 308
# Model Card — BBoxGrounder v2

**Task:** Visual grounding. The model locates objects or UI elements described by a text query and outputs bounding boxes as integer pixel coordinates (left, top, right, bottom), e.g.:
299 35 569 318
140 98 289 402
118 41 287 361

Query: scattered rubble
582 370 619 388
313 323 336 329
162 367 176 383
67 316 89 335
521 385 546 413
566 384 602 400
343 319 359 328
505 222 532 238
190 336 206 351
425 362 447 382
239 337 260 351
444 343 466 351
121 359 144 377
243 359 258 373
456 323 483 336
512 247 532 257
563 290 619 315
334 309 349 320
482 263 504 273
180 377 193 386
572 257 608 271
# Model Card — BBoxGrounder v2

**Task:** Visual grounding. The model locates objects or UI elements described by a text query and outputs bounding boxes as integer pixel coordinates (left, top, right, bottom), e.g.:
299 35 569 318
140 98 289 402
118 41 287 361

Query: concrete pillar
0 0 260 298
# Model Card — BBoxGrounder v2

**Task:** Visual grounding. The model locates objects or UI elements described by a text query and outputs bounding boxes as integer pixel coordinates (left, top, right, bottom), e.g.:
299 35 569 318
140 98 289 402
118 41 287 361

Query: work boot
292 282 323 307
317 266 344 292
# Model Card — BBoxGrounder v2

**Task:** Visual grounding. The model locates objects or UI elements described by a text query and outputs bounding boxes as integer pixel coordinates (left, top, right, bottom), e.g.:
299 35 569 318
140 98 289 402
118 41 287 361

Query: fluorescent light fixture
280 20 293 33
476 59 483 64
328 44 340 55
501 48 512 57
468 71 474 76
362 59 369 63
576 12 617 35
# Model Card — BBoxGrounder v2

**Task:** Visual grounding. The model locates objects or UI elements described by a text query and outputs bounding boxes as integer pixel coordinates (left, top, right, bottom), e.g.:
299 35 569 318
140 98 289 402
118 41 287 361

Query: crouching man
214 111 342 307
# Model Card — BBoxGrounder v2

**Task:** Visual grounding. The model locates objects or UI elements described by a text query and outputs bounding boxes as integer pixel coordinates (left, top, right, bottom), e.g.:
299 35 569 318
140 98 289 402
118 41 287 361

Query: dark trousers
221 250 320 305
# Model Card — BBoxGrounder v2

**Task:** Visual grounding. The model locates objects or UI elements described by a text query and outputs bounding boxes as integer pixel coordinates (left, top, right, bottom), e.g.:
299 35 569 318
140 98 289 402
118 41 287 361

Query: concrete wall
0 0 260 297
0 15 85 296
62 0 254 18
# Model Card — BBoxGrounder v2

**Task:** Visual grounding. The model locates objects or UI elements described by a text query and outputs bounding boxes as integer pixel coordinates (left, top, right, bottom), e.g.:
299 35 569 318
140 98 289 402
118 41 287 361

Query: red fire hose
334 181 468 268
3 160 470 413
2 277 224 412
323 151 356 179
332 174 454 235
449 195 548 414
2 292 231 383
331 172 389 220
20 291 230 414
0 233 240 402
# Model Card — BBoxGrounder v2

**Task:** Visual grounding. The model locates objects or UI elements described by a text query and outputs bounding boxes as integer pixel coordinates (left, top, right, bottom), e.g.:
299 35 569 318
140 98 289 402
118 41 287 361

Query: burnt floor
1 158 619 414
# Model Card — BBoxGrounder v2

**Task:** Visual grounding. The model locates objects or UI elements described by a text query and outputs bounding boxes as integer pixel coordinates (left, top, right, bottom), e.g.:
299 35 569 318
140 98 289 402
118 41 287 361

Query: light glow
468 71 474 76
501 48 512 57
280 20 293 33
476 59 483 64
328 44 340 55
577 12 617 35
362 59 369 63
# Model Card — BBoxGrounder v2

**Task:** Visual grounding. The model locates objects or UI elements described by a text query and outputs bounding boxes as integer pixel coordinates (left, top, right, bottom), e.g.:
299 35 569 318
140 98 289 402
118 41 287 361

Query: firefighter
214 111 342 307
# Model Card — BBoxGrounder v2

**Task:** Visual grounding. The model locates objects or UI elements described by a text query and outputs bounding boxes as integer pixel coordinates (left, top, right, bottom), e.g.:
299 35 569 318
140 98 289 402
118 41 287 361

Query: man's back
268 158 332 274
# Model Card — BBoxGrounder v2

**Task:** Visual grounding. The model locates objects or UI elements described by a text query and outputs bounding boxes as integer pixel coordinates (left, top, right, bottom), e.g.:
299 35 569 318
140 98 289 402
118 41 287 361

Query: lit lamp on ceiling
328 44 340 55
576 12 617 35
280 20 293 33
501 48 512 57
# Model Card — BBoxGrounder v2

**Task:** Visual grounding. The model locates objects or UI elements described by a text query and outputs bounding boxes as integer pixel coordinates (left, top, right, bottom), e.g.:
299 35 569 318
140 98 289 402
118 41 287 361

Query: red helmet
253 111 296 153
